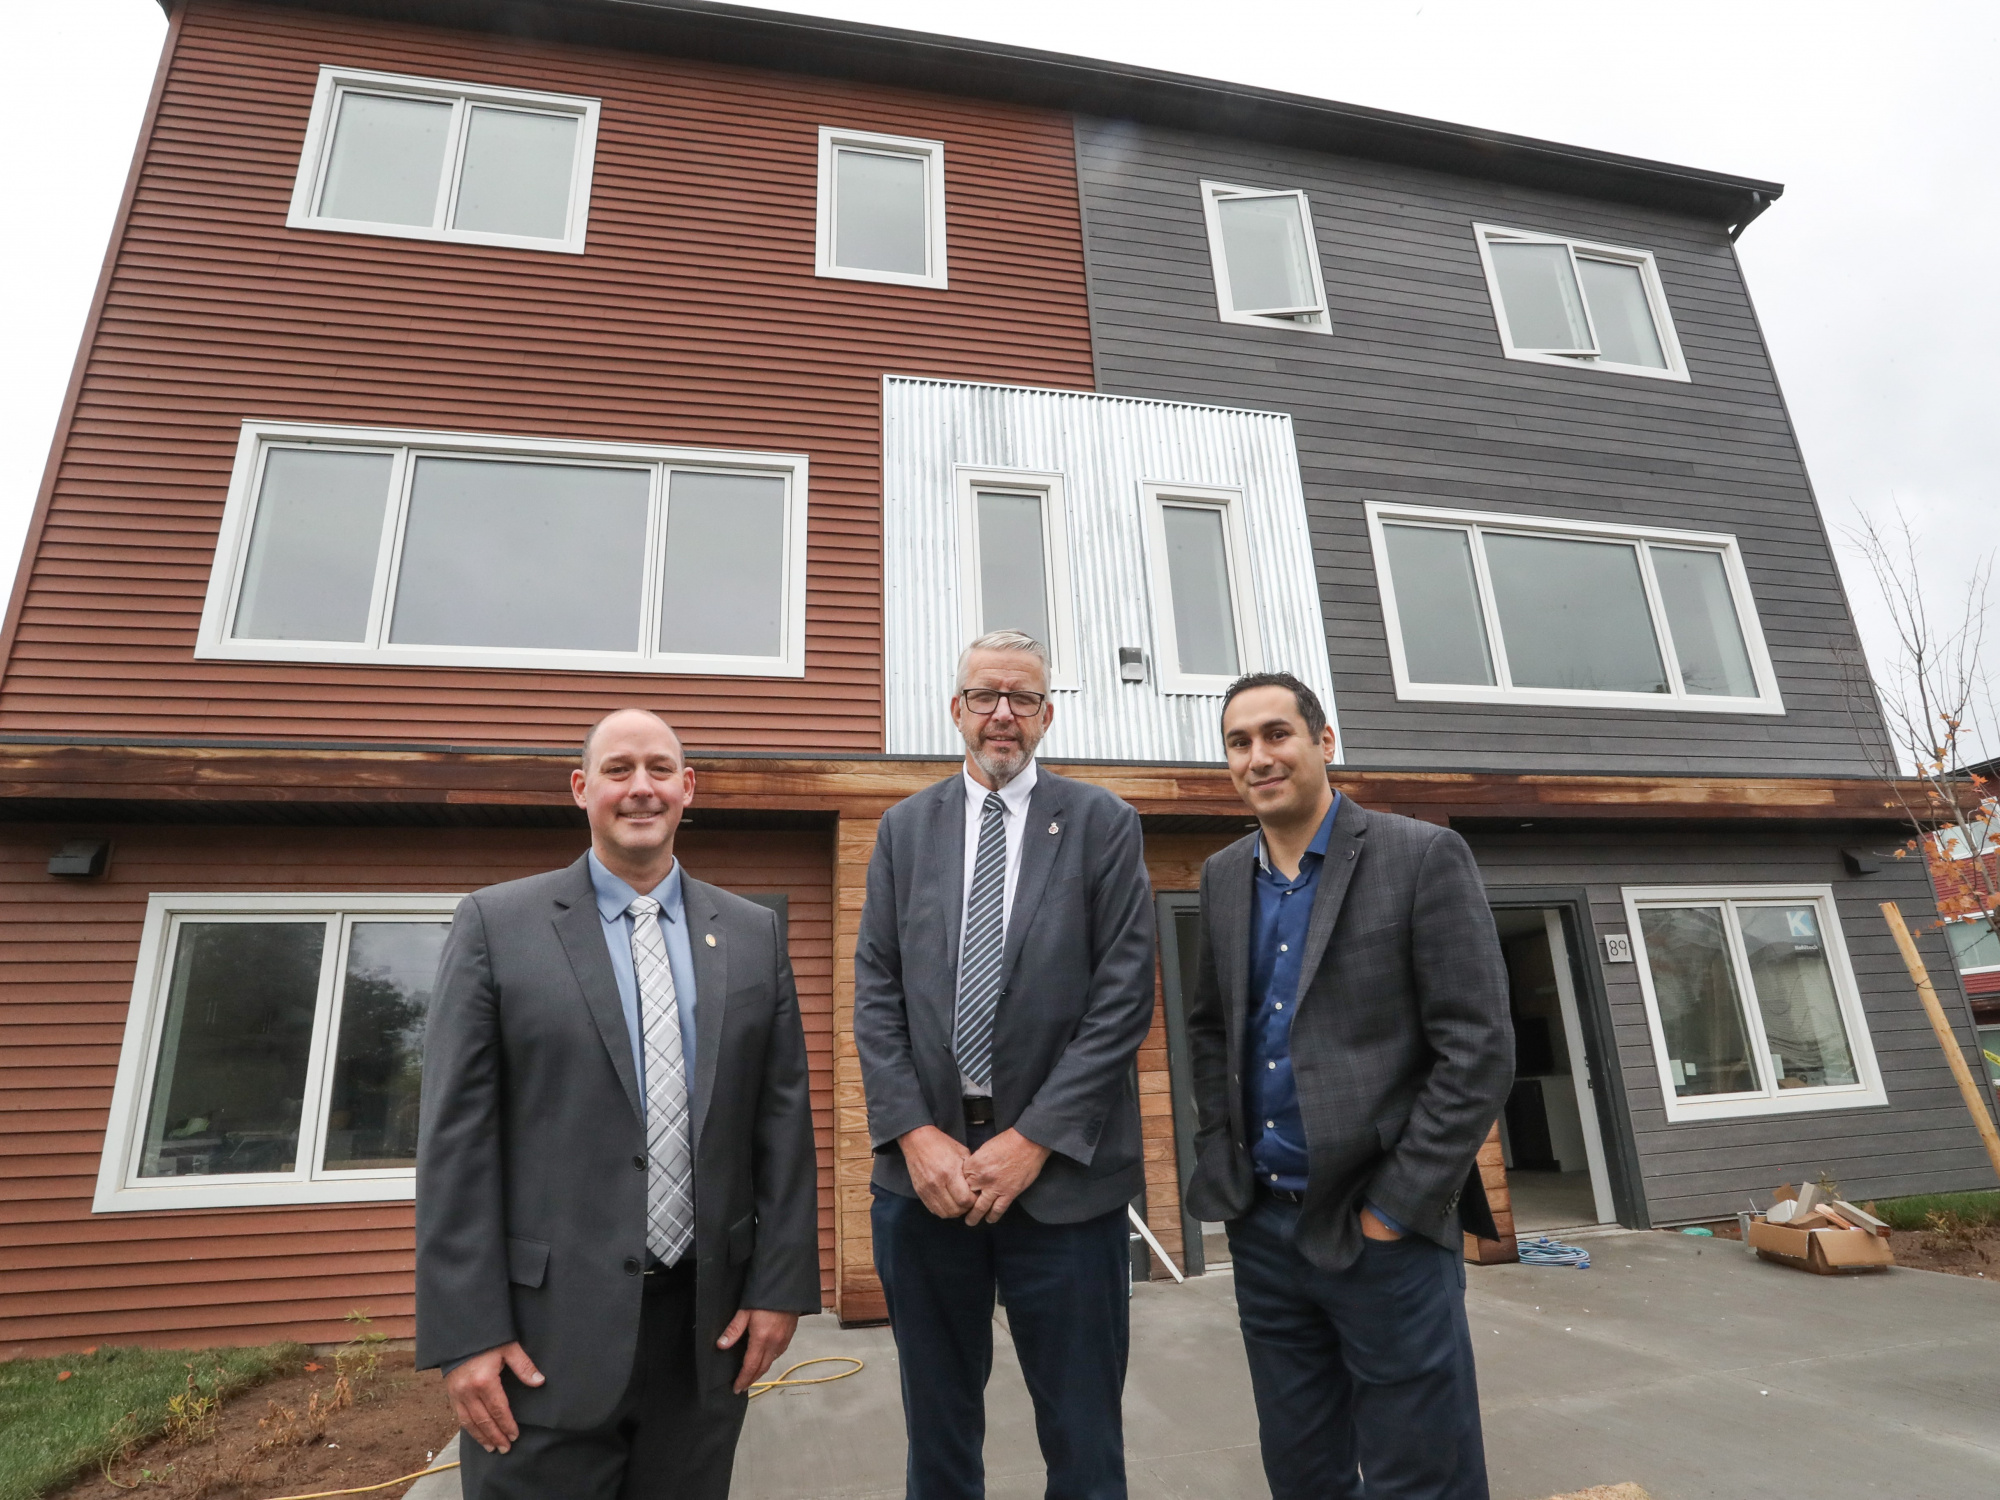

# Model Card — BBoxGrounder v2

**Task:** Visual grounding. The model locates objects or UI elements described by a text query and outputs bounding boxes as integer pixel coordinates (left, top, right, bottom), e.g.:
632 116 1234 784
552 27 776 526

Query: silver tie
629 896 694 1265
954 791 1008 1090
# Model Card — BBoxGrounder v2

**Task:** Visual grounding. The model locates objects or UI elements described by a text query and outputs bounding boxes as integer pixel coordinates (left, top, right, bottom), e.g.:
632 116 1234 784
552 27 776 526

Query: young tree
1843 509 2000 959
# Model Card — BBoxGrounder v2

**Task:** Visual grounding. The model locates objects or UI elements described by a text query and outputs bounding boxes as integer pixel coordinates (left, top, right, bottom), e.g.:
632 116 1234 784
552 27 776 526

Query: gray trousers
459 1261 747 1500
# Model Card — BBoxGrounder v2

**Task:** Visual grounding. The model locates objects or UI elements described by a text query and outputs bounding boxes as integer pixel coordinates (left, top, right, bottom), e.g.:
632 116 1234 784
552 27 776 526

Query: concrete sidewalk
732 1232 2000 1500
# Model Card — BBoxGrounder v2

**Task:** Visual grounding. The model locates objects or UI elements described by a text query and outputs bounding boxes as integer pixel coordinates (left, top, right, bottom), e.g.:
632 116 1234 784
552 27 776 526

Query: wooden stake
1880 901 2000 1181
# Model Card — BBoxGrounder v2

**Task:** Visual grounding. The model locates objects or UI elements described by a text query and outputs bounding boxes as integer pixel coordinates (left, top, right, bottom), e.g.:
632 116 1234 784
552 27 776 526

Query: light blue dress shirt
587 850 699 1119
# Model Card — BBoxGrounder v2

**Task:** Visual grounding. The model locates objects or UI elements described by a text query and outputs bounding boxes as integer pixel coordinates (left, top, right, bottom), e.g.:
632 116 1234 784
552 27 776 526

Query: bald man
417 709 820 1500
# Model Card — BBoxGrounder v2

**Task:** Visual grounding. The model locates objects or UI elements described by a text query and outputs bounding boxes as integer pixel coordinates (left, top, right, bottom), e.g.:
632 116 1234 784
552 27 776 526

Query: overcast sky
5 0 1995 754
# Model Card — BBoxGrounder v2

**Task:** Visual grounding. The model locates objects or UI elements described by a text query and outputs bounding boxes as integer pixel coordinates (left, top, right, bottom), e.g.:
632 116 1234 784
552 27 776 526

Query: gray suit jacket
1184 797 1513 1269
415 854 819 1428
853 768 1156 1222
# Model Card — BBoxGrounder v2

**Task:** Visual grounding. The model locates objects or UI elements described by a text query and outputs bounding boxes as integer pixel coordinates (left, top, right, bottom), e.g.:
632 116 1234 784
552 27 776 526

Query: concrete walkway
733 1232 2000 1500
416 1232 2000 1499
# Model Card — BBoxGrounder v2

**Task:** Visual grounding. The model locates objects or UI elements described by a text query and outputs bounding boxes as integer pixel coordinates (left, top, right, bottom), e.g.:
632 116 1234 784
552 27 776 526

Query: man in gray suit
854 629 1155 1500
1186 673 1512 1500
417 707 819 1500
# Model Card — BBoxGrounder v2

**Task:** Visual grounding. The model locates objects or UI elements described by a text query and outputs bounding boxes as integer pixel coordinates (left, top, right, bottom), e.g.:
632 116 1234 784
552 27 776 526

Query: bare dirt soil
49 1350 455 1500
1887 1223 1999 1280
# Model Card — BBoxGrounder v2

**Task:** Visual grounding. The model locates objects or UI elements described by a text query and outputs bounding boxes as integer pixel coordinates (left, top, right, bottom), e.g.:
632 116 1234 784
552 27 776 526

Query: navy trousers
872 1174 1130 1500
1227 1194 1489 1500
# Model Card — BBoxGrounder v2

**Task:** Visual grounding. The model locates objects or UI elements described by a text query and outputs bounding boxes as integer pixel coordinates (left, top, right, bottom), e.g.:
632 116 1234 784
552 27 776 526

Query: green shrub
1867 1188 2000 1232
0 1342 300 1500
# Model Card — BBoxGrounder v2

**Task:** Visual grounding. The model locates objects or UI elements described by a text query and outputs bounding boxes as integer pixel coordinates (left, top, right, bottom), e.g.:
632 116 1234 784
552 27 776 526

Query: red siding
0 0 1094 750
0 823 835 1356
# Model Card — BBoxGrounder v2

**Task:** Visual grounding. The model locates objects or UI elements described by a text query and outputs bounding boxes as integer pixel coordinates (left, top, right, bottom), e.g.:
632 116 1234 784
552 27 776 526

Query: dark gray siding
1469 825 1994 1223
1074 117 1886 775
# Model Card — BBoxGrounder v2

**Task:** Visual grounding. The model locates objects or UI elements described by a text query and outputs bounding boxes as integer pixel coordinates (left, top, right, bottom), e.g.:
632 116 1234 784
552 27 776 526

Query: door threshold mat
1545 1486 1652 1500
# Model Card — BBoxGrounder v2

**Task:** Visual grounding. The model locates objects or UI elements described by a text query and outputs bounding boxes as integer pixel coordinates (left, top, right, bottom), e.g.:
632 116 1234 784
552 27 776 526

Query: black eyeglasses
959 688 1048 715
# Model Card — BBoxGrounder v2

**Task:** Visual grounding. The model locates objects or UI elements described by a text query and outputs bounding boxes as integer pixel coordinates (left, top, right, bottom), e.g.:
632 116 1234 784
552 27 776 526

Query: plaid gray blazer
1183 796 1514 1269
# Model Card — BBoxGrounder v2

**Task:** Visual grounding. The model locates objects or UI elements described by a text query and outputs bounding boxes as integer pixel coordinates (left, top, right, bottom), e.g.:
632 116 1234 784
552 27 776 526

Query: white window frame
1934 819 1996 861
1140 482 1263 695
1623 885 1887 1122
1472 223 1689 381
954 467 1079 690
815 127 948 289
1364 501 1784 714
195 420 810 677
94 893 462 1212
287 67 600 253
1198 180 1331 333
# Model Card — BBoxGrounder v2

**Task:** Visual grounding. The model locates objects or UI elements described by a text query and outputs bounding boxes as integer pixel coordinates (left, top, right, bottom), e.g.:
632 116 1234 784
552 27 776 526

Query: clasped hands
900 1123 1050 1223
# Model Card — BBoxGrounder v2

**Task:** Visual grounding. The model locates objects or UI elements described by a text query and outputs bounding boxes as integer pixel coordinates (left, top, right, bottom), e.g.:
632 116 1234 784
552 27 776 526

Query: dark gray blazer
415 854 819 1428
1184 797 1513 1269
853 767 1156 1222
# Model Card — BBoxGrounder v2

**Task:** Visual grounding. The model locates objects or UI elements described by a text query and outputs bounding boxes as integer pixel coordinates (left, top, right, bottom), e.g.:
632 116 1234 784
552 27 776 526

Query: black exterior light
48 840 111 878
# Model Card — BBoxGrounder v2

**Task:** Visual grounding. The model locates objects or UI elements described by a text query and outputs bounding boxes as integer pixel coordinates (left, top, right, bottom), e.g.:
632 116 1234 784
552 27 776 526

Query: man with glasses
855 630 1156 1500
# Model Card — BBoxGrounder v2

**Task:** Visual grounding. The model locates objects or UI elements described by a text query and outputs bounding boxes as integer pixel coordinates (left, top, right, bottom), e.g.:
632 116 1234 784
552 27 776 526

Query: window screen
658 471 788 658
833 146 929 276
1161 504 1241 678
233 448 392 643
975 491 1052 646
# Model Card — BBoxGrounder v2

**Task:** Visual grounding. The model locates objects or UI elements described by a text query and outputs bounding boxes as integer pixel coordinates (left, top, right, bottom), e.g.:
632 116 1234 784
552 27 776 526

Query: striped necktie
629 895 694 1265
954 790 1009 1091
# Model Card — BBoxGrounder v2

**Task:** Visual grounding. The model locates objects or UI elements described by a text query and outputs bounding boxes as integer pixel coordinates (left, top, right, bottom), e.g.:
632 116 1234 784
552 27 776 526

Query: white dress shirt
958 759 1038 1097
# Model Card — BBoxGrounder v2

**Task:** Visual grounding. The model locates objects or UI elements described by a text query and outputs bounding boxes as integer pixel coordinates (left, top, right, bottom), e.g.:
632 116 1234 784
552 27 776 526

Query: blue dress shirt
587 850 699 1119
1245 797 1339 1194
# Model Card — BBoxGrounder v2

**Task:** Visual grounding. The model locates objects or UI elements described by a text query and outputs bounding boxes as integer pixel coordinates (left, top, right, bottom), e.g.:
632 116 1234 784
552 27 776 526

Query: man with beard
853 630 1156 1500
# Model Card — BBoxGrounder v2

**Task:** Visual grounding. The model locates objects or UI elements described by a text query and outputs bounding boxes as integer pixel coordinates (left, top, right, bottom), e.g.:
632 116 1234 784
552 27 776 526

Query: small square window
289 67 599 253
96 896 459 1212
1947 916 2000 974
1474 224 1687 379
1199 181 1330 332
1624 887 1886 1121
198 422 809 677
954 468 1078 689
1367 503 1782 714
816 127 947 288
1141 483 1263 694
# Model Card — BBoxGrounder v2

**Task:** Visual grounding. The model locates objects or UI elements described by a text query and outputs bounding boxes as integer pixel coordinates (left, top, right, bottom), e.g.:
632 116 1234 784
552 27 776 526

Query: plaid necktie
629 895 694 1265
954 790 1008 1090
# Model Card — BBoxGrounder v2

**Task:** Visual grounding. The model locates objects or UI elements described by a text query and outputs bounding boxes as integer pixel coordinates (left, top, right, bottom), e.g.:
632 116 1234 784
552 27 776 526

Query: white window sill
1393 681 1785 715
1498 346 1690 382
192 638 807 678
1657 1083 1888 1124
285 214 587 255
94 1172 415 1215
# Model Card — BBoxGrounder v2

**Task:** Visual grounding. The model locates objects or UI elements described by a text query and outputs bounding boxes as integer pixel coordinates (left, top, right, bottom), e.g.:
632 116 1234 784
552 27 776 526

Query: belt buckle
961 1095 994 1128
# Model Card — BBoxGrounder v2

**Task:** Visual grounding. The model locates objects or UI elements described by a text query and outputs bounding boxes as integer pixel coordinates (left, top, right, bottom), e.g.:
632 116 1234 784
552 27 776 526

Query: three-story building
3 0 1992 1349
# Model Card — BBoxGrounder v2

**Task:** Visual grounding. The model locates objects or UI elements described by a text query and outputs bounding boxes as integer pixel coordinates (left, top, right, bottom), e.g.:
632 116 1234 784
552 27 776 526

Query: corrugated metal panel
884 376 1338 763
0 822 835 1353
0 2 1095 751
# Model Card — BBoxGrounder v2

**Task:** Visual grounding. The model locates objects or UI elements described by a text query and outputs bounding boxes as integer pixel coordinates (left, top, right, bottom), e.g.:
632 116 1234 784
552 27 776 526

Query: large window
197 422 809 676
1473 224 1687 380
1623 886 1885 1121
1198 181 1330 332
1366 503 1782 713
955 468 1078 688
1142 483 1262 694
288 68 598 253
816 127 947 288
95 895 459 1211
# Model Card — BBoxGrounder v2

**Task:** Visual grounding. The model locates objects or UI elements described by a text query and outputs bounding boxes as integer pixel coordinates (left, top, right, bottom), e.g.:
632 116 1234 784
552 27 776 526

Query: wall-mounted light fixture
1118 647 1147 683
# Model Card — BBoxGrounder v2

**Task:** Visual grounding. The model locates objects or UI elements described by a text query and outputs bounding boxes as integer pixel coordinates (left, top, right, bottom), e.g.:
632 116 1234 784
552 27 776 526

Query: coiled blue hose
1517 1235 1591 1268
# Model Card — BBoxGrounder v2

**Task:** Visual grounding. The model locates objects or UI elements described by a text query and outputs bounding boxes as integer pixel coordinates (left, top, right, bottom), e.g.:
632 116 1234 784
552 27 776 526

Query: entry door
1494 905 1619 1227
1155 893 1207 1275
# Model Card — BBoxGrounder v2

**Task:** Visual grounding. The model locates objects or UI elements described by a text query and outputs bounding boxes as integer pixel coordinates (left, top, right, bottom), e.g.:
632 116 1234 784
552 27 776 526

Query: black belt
1258 1183 1306 1205
962 1095 995 1127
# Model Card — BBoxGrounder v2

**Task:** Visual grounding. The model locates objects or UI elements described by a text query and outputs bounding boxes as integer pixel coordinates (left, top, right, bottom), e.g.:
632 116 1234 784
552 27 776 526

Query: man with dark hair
417 708 819 1499
1186 673 1513 1500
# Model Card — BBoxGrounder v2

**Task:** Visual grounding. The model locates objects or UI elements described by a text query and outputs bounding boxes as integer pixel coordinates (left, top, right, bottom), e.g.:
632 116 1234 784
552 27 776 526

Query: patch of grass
1868 1188 2000 1232
0 1342 300 1500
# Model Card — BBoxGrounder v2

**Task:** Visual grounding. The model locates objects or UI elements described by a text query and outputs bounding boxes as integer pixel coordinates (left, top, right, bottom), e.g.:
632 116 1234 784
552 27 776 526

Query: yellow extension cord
257 1357 865 1500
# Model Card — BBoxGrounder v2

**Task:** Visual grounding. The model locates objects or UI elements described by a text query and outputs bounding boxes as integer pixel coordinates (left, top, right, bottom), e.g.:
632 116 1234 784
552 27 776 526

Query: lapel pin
705 933 717 947
1049 821 1061 835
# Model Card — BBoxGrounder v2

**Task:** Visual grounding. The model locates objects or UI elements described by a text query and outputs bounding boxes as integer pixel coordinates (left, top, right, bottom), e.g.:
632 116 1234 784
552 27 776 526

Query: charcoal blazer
1184 796 1513 1269
853 767 1156 1222
415 854 819 1429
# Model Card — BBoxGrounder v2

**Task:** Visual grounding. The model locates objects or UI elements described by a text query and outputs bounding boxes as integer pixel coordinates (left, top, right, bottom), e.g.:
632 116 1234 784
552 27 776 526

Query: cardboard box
1748 1216 1895 1275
